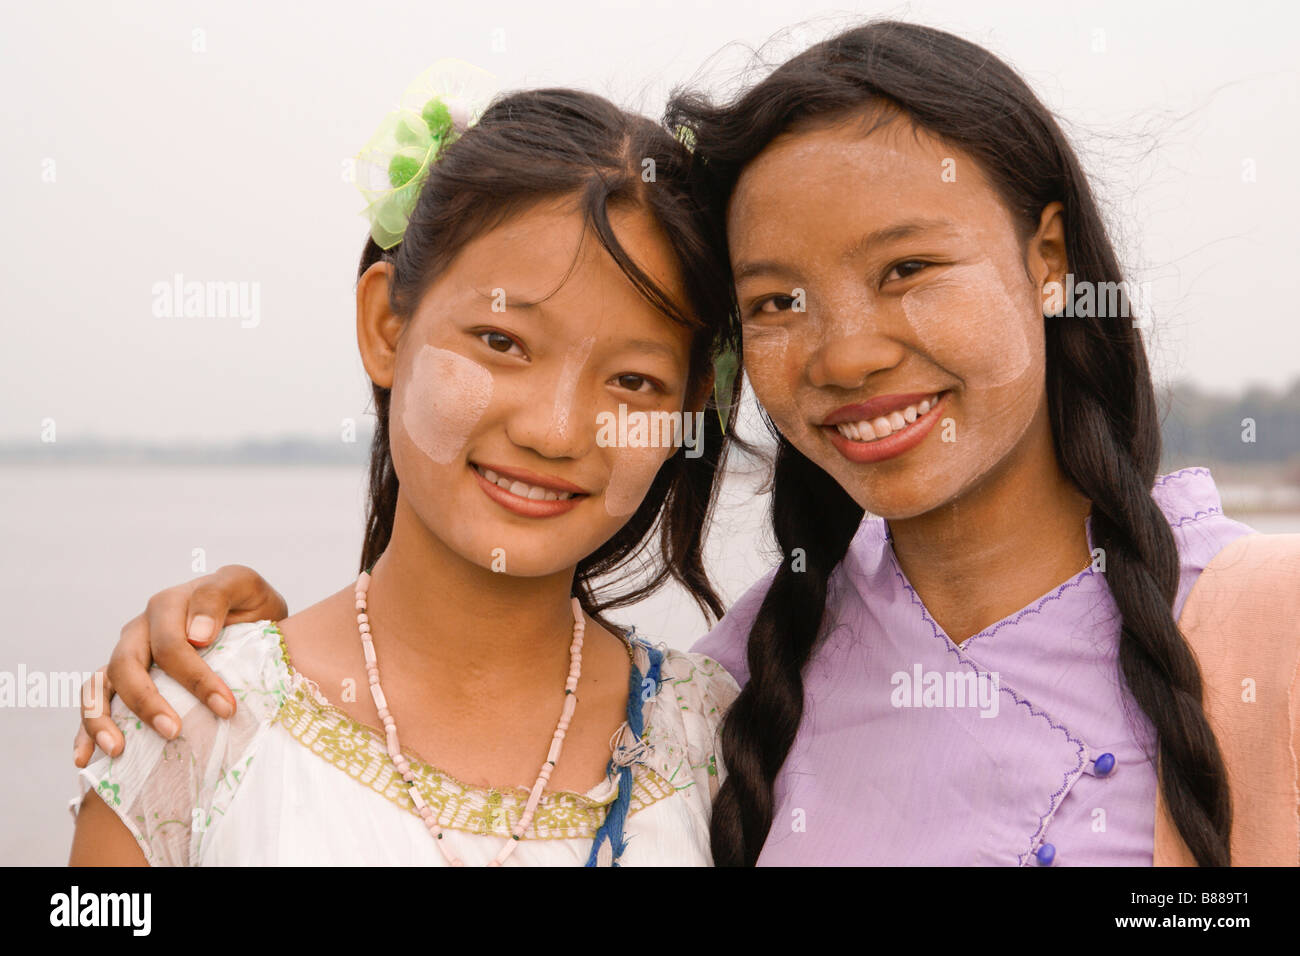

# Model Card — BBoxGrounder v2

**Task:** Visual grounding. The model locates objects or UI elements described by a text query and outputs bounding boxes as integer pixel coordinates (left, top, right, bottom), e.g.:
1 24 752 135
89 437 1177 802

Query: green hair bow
355 60 498 250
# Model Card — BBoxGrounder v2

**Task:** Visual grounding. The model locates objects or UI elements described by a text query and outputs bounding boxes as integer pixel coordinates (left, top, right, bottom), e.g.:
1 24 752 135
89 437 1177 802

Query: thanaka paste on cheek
849 261 1043 517
399 345 493 464
603 445 671 517
741 326 790 364
739 325 792 417
899 260 1032 389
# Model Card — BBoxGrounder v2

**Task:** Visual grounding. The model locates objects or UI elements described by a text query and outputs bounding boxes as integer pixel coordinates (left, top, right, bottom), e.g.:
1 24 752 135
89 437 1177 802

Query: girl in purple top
74 21 1290 865
690 467 1252 865
664 21 1258 866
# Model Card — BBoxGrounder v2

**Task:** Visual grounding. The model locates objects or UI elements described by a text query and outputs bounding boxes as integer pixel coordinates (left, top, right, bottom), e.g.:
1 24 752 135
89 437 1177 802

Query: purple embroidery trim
1169 506 1224 528
890 559 1088 866
960 568 1097 653
1153 466 1211 488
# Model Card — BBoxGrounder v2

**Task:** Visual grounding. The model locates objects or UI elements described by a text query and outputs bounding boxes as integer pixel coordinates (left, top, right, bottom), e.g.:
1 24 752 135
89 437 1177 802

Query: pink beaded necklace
354 569 585 867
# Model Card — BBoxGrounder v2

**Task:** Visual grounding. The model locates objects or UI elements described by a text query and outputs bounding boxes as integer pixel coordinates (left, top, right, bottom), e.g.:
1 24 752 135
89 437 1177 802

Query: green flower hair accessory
712 345 739 434
355 59 498 250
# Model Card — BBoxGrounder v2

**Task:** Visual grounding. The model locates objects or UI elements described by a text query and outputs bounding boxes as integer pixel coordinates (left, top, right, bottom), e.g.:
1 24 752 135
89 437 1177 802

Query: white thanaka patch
551 335 595 440
603 445 669 517
400 345 493 464
899 259 1032 389
740 326 789 409
742 325 790 358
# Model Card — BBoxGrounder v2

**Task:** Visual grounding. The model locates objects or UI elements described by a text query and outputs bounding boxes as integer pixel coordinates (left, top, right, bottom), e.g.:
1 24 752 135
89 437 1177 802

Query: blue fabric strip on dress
585 633 663 867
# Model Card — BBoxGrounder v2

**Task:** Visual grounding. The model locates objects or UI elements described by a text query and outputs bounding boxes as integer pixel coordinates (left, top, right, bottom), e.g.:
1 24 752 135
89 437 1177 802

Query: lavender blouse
692 467 1255 866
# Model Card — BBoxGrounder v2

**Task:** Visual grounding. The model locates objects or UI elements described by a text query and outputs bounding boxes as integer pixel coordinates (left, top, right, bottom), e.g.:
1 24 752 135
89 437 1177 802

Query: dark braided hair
357 88 743 630
667 19 1232 866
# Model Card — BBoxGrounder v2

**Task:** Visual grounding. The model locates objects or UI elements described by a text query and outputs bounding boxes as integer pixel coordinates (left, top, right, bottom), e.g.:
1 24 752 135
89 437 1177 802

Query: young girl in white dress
68 65 740 866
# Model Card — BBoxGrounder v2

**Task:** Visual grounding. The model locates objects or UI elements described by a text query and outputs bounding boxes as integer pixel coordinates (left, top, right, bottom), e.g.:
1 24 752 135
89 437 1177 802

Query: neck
886 399 1092 643
361 492 582 690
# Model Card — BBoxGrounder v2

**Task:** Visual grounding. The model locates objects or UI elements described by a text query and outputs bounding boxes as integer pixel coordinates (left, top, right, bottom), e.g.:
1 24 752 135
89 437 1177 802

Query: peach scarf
1156 532 1300 865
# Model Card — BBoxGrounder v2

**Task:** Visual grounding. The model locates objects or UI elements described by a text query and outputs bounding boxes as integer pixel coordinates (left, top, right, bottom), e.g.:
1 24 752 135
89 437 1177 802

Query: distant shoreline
0 436 776 468
2 448 1296 511
0 441 371 467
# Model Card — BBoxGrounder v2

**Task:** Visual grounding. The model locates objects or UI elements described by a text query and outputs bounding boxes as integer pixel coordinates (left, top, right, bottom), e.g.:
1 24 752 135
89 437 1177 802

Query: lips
822 390 950 464
826 393 942 443
469 461 588 519
823 391 944 427
472 463 584 501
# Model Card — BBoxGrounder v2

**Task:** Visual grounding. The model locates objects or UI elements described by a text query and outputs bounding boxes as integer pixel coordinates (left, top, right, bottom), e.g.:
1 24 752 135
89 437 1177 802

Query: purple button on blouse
693 467 1254 865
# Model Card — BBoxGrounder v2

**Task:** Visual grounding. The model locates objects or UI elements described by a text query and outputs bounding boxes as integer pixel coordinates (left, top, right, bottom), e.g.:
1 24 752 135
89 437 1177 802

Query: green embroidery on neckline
260 621 676 840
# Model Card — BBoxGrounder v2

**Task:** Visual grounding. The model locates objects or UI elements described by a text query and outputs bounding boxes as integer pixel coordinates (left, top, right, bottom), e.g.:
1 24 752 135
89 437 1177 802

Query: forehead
439 196 689 312
727 115 1013 257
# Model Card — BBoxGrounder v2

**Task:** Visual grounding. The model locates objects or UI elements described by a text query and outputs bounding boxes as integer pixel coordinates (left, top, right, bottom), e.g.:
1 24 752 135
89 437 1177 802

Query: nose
504 351 596 461
806 295 908 391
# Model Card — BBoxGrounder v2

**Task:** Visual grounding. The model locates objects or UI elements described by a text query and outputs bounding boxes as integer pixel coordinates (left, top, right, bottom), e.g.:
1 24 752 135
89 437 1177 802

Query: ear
356 262 406 389
1027 201 1069 313
685 363 716 415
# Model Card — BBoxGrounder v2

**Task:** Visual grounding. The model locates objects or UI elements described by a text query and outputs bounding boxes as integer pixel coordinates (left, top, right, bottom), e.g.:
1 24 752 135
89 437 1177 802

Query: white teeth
833 393 942 443
475 465 576 502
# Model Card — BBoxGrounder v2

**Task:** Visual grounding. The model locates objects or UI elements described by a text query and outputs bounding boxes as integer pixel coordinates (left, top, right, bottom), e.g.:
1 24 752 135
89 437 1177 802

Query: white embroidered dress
73 620 738 866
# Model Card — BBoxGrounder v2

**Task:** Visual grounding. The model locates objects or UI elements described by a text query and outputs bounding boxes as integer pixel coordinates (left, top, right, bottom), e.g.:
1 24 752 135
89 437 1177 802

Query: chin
851 487 941 521
440 523 594 578
836 465 971 522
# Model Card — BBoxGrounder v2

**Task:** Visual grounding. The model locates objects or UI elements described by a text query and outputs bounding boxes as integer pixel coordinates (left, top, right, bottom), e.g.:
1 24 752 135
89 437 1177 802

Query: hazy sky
3 0 1296 442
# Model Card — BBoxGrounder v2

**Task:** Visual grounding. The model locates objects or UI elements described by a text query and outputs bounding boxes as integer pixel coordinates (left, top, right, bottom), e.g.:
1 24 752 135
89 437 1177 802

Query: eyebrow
614 338 681 362
473 288 546 309
731 217 958 283
462 297 680 363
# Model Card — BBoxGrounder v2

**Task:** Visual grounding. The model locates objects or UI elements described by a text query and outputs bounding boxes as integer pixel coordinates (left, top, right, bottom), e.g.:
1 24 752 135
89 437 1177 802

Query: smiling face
376 196 697 577
728 112 1065 518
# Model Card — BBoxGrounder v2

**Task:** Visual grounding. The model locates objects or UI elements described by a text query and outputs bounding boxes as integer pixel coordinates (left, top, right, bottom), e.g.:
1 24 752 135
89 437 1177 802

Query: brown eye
887 260 929 281
615 373 652 393
477 330 523 356
758 295 796 314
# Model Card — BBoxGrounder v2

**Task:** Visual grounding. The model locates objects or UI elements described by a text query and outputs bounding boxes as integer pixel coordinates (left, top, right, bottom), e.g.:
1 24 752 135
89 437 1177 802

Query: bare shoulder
580 617 635 706
275 584 357 685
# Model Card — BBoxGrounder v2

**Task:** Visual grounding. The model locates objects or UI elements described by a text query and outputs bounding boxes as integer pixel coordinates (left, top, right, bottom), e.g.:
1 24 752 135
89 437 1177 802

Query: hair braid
709 439 864 865
1048 319 1233 866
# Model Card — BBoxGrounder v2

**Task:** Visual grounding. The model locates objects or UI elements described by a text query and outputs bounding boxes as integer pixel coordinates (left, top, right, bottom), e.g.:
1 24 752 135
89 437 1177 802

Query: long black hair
358 88 743 628
668 19 1232 866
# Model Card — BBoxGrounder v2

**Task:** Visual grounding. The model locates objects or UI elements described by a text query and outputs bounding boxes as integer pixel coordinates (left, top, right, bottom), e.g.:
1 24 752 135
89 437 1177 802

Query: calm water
2 463 1294 865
